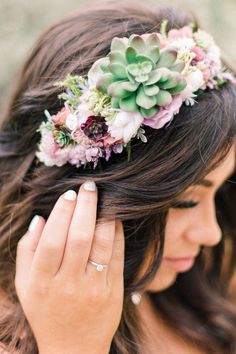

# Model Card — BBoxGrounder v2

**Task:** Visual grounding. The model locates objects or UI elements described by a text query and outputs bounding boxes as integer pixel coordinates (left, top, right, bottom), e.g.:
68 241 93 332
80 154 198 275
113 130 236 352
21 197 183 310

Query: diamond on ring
88 259 108 272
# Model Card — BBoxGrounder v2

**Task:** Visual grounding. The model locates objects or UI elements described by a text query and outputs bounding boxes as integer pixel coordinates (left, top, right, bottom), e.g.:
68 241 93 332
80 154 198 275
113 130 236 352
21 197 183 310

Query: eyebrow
195 169 235 188
195 179 213 188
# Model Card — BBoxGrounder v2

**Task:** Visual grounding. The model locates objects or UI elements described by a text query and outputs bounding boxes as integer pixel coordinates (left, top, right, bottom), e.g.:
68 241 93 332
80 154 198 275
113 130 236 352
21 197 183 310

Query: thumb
15 215 45 294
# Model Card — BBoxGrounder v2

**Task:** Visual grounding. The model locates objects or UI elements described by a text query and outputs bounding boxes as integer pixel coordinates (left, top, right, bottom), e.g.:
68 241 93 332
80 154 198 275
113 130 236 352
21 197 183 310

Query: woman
0 1 236 353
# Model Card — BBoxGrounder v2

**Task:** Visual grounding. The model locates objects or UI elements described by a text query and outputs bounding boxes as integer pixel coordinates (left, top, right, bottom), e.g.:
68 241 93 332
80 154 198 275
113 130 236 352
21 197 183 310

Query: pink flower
71 129 94 146
36 128 71 167
168 26 193 41
201 66 212 85
68 145 87 167
85 147 102 163
51 106 70 126
191 46 206 62
99 134 123 147
143 95 183 129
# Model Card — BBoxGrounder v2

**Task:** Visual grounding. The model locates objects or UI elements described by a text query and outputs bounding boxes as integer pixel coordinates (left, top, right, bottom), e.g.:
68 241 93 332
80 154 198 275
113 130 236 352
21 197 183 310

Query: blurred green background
1 0 236 107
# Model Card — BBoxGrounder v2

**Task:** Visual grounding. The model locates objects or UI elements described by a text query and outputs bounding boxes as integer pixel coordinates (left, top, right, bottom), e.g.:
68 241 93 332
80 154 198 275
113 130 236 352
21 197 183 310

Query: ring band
88 259 108 272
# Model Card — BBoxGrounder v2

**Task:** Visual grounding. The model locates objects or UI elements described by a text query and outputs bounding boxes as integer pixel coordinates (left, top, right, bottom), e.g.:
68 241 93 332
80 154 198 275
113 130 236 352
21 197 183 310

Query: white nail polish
64 190 77 201
28 215 40 232
83 181 96 191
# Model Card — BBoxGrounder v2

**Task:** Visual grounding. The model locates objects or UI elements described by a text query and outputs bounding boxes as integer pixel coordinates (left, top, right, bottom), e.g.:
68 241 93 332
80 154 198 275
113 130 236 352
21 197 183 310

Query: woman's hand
14 181 125 354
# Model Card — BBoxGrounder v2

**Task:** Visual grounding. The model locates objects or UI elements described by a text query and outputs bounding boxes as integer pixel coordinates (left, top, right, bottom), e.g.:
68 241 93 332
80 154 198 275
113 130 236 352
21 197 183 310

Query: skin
142 145 236 293
15 184 125 354
14 145 235 354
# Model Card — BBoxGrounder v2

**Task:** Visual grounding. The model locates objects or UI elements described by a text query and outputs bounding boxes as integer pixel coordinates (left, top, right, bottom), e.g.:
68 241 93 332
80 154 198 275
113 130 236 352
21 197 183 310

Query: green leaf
121 81 139 92
109 50 127 65
96 73 117 93
129 35 146 52
109 63 128 79
156 90 172 106
170 61 185 73
135 74 149 83
146 47 160 64
55 74 85 98
111 96 120 108
158 68 171 82
126 140 132 161
158 75 179 89
126 69 136 83
160 19 168 39
136 86 157 109
107 80 131 98
145 69 162 85
100 61 111 73
136 55 155 67
143 84 160 96
168 78 187 94
156 49 178 68
111 37 128 52
140 106 158 118
145 33 161 48
127 64 141 76
141 61 153 74
126 47 138 64
119 92 138 111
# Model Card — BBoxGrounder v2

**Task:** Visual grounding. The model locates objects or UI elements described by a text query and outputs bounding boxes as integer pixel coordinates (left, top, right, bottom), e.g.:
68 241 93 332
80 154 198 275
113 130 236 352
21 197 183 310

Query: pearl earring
131 291 142 305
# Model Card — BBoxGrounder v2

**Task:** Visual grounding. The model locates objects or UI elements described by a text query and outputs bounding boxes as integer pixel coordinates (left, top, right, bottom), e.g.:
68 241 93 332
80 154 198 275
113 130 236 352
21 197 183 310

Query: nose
184 200 222 247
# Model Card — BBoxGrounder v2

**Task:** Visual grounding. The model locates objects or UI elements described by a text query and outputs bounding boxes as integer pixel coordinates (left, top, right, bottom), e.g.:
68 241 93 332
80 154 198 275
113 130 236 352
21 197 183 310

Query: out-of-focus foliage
0 0 236 106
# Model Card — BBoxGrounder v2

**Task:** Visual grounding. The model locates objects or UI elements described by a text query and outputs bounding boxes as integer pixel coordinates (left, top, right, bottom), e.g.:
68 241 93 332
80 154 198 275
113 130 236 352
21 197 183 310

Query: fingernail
28 215 40 232
64 190 77 201
83 181 96 191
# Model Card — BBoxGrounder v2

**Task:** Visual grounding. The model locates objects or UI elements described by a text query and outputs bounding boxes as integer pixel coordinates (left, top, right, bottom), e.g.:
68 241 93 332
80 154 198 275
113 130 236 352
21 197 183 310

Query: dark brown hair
0 1 236 353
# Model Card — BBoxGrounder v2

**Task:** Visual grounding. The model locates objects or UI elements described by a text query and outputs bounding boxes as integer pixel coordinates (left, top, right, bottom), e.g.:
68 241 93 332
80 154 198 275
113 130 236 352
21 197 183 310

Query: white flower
65 113 79 131
181 68 204 101
108 111 144 143
76 102 94 128
169 37 195 51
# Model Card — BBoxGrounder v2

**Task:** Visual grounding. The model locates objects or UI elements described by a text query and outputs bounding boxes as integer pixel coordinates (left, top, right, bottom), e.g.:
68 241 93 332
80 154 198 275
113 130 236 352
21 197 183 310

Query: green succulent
53 129 74 148
93 33 187 118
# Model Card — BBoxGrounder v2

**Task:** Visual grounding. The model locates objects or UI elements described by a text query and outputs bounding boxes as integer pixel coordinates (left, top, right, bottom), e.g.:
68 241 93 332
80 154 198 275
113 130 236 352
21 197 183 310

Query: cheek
145 260 178 292
163 208 188 252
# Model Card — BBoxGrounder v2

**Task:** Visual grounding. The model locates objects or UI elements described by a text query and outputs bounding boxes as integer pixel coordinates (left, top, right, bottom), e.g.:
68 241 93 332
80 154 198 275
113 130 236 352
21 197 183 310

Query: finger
30 190 77 279
85 218 116 279
15 215 45 294
107 219 125 285
58 181 98 279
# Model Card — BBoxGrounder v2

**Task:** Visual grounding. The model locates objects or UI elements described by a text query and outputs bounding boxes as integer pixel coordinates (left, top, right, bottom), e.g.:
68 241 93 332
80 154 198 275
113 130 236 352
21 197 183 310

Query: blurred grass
0 0 236 106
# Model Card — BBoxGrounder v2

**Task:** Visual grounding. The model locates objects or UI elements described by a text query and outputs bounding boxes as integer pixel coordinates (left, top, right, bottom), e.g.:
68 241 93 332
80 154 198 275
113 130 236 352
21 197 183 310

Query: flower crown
36 21 236 169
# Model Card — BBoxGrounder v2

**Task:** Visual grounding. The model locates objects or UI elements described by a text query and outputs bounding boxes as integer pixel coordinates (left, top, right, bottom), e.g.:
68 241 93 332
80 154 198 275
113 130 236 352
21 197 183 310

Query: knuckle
95 238 113 254
42 240 61 254
69 234 89 248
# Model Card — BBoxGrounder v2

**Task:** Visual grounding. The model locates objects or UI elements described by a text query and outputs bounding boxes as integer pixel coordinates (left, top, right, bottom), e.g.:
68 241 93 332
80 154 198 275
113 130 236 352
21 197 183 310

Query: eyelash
172 200 199 209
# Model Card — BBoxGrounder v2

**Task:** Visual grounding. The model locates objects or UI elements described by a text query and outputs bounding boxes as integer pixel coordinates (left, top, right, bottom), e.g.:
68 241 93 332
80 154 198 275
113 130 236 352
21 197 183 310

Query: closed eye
171 200 199 209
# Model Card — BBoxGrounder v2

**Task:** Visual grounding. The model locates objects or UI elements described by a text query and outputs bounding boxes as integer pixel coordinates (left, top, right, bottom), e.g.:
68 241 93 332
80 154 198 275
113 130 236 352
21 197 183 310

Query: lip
164 255 198 272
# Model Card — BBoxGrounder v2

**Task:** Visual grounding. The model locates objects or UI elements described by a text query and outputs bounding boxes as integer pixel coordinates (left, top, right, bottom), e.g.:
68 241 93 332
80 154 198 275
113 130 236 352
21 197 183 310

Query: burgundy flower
81 116 108 140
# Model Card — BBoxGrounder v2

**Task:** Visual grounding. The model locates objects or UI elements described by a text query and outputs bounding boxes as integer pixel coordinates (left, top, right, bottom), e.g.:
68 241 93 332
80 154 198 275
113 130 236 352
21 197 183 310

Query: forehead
205 145 236 184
